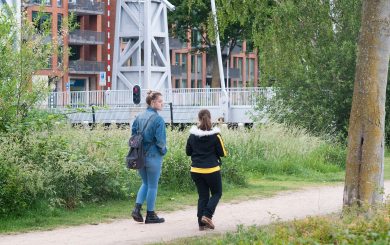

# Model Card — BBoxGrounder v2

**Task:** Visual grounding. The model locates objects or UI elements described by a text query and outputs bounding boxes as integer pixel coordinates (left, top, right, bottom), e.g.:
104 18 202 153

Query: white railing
169 88 223 107
45 87 271 109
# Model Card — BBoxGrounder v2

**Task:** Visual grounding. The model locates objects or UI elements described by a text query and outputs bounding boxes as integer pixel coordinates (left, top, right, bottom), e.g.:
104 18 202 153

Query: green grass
156 155 390 245
3 124 390 235
0 176 343 234
385 155 390 180
1 158 388 234
161 204 390 245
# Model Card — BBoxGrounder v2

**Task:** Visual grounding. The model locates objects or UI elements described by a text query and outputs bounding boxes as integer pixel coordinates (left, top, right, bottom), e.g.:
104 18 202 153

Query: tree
250 0 362 139
168 0 254 87
0 6 67 132
343 0 390 207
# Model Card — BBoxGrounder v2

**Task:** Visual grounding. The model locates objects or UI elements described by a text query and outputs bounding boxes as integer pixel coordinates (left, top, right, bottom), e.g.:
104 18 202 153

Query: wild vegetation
164 201 390 245
1 0 389 238
0 122 345 218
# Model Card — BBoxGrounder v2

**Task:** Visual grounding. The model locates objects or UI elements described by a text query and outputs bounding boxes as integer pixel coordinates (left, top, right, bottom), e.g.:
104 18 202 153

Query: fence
44 87 271 109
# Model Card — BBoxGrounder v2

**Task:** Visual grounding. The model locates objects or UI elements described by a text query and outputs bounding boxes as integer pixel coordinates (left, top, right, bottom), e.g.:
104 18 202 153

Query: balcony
23 0 51 7
206 66 241 79
68 0 104 15
69 60 105 74
69 30 105 45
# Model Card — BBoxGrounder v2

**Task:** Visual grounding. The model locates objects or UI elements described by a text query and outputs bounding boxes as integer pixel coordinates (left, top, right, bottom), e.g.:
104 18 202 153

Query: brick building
22 0 109 93
13 0 258 91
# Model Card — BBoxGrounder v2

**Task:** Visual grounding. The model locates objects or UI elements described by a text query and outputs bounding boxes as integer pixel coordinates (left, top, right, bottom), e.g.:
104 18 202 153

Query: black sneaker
145 211 165 224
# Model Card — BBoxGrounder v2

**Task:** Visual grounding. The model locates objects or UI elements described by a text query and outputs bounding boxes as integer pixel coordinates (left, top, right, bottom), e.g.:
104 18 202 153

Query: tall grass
167 202 390 245
222 123 345 180
0 123 345 217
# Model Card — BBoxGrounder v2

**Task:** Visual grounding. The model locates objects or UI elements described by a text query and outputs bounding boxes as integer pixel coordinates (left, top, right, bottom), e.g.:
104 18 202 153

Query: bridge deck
41 88 272 123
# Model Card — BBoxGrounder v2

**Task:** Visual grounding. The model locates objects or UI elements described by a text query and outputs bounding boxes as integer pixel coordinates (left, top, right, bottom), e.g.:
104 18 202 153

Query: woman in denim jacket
131 91 167 224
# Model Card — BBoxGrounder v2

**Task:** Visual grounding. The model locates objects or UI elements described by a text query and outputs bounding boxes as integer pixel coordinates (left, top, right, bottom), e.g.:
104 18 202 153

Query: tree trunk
343 0 390 207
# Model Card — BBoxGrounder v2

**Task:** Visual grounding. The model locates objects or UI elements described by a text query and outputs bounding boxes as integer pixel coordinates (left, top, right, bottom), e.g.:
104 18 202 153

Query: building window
181 79 187 88
57 0 62 7
57 14 63 33
191 29 201 47
197 55 202 73
237 58 243 79
247 58 255 82
197 80 202 88
181 54 187 71
32 11 52 34
191 55 195 73
33 0 51 5
69 45 80 60
175 53 180 65
175 79 180 88
57 46 63 68
191 80 195 88
70 79 86 92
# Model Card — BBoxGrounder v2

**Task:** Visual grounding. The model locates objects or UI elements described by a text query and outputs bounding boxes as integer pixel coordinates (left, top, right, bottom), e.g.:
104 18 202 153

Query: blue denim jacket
131 107 167 157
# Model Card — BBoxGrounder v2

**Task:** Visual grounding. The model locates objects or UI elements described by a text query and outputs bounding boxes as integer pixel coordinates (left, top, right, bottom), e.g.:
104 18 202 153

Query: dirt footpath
1 182 389 245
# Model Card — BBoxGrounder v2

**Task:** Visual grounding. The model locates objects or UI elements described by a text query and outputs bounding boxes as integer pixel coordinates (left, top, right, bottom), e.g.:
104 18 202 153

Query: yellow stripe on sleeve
217 134 228 156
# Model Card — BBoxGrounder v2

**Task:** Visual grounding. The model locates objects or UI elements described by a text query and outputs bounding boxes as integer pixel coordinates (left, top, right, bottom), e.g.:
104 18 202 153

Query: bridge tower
0 0 21 24
112 0 174 92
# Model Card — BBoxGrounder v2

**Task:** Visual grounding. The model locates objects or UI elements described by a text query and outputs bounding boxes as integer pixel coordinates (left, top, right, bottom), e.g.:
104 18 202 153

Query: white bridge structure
112 0 174 91
44 88 271 124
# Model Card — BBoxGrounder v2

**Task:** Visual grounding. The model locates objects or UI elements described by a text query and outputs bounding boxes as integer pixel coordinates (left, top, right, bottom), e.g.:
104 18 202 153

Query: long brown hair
198 109 212 131
146 90 162 106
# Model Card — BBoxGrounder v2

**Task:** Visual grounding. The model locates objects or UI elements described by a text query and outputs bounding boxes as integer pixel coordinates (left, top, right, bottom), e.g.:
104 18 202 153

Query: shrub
0 122 345 217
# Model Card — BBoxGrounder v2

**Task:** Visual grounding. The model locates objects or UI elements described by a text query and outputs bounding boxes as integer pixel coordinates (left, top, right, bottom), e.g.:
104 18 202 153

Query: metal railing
23 0 51 6
68 0 104 15
44 88 271 109
169 88 223 107
228 87 272 106
69 30 105 44
68 60 106 74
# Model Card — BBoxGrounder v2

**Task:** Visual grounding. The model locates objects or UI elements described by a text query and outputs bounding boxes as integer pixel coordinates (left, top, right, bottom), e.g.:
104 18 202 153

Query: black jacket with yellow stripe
186 126 227 172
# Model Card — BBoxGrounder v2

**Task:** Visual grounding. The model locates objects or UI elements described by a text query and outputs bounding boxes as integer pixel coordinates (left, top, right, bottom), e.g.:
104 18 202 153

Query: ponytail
198 109 212 131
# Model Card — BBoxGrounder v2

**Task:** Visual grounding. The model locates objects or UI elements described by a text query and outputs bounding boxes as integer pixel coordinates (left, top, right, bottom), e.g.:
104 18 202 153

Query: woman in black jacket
186 109 227 230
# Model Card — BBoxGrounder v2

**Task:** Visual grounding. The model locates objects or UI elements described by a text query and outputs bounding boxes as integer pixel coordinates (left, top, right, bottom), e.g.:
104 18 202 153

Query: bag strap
138 113 157 134
140 114 158 154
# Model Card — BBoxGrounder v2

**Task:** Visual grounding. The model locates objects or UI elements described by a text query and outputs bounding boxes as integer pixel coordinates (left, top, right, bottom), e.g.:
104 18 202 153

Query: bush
0 124 135 216
0 122 345 217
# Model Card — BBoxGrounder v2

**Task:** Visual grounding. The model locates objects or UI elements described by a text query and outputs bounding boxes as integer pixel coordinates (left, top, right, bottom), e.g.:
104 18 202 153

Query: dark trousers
191 171 222 225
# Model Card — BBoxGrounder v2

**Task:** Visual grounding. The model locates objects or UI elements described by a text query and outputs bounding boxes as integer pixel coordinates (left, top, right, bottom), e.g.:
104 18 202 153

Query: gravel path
1 181 389 245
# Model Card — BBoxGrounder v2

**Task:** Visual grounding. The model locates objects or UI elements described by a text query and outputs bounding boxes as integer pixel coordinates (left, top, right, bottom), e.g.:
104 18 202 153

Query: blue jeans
135 155 163 211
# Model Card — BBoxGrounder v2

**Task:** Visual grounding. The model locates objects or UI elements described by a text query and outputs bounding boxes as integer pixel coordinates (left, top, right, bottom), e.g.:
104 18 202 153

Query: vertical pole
210 0 229 121
169 102 173 130
144 0 151 89
138 0 142 86
92 105 96 124
226 45 230 90
210 0 226 95
91 104 96 130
